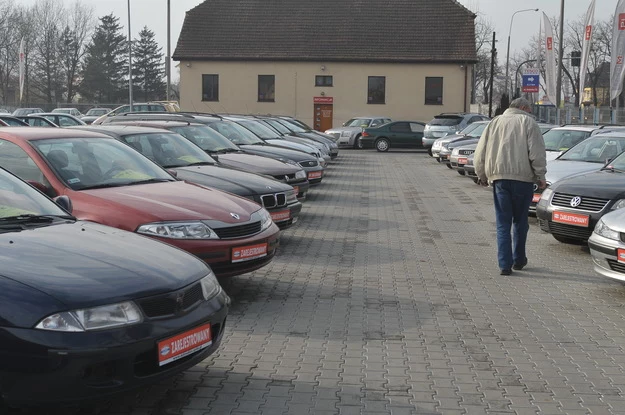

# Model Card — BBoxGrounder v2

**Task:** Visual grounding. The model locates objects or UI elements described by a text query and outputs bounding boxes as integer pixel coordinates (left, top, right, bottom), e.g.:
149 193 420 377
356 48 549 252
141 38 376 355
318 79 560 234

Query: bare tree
473 16 499 104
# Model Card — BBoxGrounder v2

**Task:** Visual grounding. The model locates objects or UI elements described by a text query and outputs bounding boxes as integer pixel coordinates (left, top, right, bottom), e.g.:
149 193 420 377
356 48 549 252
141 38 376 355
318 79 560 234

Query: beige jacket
474 108 546 183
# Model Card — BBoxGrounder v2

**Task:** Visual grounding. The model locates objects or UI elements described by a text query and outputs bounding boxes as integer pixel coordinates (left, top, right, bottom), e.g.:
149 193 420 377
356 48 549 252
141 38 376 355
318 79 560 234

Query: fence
2 103 119 114
470 103 625 126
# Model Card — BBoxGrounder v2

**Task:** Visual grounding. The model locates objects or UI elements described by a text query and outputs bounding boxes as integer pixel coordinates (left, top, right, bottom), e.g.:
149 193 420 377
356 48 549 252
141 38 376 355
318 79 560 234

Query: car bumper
588 235 625 282
152 224 281 278
536 203 602 242
449 155 468 171
304 166 324 185
0 290 230 405
360 137 375 149
336 135 355 147
439 151 451 162
464 164 476 177
268 201 302 230
422 137 436 149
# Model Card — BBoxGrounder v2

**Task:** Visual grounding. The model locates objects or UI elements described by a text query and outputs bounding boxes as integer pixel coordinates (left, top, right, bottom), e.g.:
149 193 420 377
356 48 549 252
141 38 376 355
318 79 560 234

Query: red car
0 128 280 277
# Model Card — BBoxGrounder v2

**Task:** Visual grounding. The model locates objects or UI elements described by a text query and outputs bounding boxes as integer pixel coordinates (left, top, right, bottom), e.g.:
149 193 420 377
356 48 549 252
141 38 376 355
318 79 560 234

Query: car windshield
465 123 488 138
0 167 68 221
236 120 280 138
206 121 265 145
276 118 307 132
542 129 590 151
344 118 371 127
1 117 27 126
287 118 313 130
119 132 217 168
263 119 291 135
168 125 242 152
607 149 625 171
52 109 71 114
86 109 109 116
32 137 174 190
558 136 625 163
430 116 462 126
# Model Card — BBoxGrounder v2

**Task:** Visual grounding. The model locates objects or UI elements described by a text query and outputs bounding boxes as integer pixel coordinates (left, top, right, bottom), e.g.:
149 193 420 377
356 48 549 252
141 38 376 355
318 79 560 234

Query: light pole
127 0 133 111
505 8 539 99
166 0 171 101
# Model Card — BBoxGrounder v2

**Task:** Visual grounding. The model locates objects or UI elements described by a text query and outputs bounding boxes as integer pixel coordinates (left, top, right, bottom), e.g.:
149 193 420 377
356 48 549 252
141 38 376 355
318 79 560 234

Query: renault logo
230 212 240 220
570 196 582 208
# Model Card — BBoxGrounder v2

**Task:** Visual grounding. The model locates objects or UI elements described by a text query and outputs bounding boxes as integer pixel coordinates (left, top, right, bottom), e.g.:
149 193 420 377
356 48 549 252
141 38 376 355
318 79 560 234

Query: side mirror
53 195 73 213
167 169 178 178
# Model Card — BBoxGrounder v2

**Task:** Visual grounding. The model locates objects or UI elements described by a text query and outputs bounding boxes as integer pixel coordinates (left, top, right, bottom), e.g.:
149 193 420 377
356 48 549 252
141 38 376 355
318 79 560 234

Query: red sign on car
158 323 212 366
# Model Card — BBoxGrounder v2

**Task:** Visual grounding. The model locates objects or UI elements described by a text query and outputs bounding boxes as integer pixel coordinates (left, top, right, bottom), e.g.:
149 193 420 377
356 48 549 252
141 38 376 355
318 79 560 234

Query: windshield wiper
79 183 125 190
127 178 175 186
213 148 240 153
0 214 74 223
186 161 215 166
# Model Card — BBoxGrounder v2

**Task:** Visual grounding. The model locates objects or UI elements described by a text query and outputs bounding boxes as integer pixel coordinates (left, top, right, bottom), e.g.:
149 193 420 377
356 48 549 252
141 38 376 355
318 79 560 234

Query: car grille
608 259 625 274
551 193 609 212
459 149 475 155
261 193 287 209
213 221 262 239
540 220 593 240
299 160 318 168
138 283 204 318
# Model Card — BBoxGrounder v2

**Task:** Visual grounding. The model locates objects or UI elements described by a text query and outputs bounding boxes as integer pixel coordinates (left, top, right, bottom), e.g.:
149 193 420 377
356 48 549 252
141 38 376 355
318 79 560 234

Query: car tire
427 148 433 157
356 136 364 149
446 163 452 169
353 135 361 149
471 177 479 184
457 170 465 176
553 234 585 245
375 138 390 152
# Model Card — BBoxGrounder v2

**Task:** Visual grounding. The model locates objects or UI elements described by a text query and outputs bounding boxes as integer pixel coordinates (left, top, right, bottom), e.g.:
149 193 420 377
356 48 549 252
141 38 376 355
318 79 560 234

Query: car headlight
200 272 221 300
452 148 459 155
137 221 218 239
594 218 620 240
258 208 273 230
295 169 306 179
539 187 554 202
341 131 351 137
283 159 299 167
612 199 625 210
35 301 142 332
286 189 297 203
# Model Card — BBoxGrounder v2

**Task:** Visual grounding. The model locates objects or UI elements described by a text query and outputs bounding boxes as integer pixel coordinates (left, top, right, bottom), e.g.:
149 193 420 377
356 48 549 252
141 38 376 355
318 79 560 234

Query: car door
388 122 412 147
408 122 425 148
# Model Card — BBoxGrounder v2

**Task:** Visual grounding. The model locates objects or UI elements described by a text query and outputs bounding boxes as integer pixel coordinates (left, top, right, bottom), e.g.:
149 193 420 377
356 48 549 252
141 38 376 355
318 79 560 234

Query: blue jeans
493 180 533 270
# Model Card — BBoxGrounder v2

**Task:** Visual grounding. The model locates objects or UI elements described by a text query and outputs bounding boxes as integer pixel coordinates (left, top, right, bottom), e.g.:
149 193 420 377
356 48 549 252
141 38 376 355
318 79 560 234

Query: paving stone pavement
15 149 625 415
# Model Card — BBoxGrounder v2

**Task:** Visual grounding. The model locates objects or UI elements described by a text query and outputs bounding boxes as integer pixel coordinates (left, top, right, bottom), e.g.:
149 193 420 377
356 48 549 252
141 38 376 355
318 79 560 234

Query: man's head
509 98 532 113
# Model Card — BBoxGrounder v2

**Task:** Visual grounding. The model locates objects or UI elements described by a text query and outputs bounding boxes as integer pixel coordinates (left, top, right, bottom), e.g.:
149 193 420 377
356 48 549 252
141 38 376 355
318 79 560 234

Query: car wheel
446 163 452 169
356 136 364 149
427 148 433 156
353 135 361 149
375 138 390 152
457 170 465 176
553 234 584 245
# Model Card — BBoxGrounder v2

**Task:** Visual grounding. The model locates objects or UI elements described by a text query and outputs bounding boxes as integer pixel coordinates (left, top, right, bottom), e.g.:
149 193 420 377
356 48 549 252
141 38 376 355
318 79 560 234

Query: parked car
538 123 559 134
325 116 391 148
463 152 478 182
542 126 599 161
359 121 426 151
105 118 315 194
81 107 111 124
262 116 339 158
536 150 625 244
450 142 478 175
423 113 489 154
15 115 58 127
0 115 28 126
71 124 302 229
588 208 625 282
52 107 83 117
430 121 488 160
529 133 625 214
0 165 229 405
436 121 489 165
91 102 177 125
12 107 45 117
0 127 281 277
34 112 86 127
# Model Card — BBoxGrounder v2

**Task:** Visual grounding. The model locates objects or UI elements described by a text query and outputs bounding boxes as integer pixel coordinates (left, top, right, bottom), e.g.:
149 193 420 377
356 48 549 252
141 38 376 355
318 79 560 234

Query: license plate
308 171 322 180
232 243 268 263
532 194 541 203
270 210 290 222
458 157 468 164
618 249 625 263
552 211 589 227
157 323 212 366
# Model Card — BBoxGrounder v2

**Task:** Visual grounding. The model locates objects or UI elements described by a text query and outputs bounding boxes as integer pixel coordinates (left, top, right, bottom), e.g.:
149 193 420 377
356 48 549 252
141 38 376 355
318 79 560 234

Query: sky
18 0 621 81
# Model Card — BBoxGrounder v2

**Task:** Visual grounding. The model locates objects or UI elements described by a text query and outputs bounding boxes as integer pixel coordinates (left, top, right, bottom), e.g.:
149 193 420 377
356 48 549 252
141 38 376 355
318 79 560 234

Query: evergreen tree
133 26 165 101
79 14 127 103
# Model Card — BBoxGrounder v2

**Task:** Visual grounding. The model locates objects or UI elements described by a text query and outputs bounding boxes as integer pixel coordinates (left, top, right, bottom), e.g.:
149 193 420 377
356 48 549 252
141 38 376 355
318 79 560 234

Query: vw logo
533 183 539 192
570 196 582 208
230 212 240 220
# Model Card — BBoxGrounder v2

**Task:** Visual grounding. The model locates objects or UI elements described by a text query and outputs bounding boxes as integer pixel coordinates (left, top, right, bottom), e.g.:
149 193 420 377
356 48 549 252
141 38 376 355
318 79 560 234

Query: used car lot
9 148 625 414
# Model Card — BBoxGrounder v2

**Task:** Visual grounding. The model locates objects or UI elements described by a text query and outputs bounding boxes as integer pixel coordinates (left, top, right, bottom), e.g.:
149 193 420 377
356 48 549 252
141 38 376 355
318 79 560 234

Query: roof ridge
444 0 477 19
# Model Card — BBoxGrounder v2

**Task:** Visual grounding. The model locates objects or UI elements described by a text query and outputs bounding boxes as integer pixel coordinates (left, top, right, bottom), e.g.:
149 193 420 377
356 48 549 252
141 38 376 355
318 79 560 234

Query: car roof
0 127 113 141
548 125 602 132
70 124 185 136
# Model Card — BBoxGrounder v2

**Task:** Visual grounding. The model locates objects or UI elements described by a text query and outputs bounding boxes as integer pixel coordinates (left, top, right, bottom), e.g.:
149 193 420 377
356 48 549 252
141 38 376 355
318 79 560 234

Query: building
173 0 477 130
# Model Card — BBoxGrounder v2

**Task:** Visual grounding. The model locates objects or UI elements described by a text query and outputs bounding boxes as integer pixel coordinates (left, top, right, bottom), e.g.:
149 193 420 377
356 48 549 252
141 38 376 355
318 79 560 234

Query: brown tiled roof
173 0 477 63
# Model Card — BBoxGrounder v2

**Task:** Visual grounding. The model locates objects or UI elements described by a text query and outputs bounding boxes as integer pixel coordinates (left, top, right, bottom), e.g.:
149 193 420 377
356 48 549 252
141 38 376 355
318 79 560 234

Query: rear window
429 116 462 126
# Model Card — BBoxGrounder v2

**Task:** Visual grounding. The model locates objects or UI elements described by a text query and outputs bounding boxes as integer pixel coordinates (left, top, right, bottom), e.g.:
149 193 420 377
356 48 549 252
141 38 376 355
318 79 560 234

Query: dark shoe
513 259 528 270
500 269 512 276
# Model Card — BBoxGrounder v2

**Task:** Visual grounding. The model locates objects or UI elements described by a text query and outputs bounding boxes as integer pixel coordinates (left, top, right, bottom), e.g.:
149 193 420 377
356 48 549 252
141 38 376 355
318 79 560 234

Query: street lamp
505 8 539 99
127 0 133 111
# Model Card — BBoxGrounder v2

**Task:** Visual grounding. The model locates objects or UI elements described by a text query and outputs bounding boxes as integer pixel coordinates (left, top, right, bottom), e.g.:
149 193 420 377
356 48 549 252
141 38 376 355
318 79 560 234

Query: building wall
178 61 473 128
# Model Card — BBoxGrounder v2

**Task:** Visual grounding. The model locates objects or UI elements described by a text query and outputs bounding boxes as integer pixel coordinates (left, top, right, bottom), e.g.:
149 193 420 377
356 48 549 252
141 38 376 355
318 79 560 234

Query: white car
325 116 391 148
589 208 625 282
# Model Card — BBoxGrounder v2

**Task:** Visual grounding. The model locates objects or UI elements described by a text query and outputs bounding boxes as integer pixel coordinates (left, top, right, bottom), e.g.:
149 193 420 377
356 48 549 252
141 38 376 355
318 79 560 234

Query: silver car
325 116 391 148
431 121 489 162
423 113 489 154
589 208 625 282
542 126 597 161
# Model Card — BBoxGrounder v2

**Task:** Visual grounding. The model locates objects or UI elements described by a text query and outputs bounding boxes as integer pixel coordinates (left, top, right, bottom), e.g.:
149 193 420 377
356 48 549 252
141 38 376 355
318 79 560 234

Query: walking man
473 98 546 275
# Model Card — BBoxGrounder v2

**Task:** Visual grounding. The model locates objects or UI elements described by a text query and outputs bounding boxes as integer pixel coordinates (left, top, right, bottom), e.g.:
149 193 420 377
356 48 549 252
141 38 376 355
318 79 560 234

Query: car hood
79 180 259 224
266 138 317 154
553 170 625 199
546 150 563 162
174 165 291 196
238 144 312 162
0 221 208 308
546 159 604 184
325 126 363 134
449 138 479 149
211 153 300 175
435 133 465 145
600 208 625 233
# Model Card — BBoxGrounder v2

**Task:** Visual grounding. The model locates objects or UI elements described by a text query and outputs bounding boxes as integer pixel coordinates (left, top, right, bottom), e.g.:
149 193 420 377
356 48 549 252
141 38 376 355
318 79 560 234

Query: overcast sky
19 0 621 80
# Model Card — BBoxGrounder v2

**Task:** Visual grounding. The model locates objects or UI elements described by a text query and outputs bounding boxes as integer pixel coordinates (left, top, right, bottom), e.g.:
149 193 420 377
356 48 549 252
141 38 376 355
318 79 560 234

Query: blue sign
522 74 540 92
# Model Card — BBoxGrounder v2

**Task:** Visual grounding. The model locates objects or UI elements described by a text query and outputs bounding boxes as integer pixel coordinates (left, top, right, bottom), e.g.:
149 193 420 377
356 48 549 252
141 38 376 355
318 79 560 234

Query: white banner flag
542 13 557 105
18 38 24 102
611 0 625 102
579 0 596 106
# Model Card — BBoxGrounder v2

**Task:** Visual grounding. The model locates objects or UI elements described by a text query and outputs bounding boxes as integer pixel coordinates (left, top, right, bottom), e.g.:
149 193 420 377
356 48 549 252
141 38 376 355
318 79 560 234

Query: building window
258 75 275 102
367 76 385 104
425 77 443 105
315 75 333 87
202 74 219 101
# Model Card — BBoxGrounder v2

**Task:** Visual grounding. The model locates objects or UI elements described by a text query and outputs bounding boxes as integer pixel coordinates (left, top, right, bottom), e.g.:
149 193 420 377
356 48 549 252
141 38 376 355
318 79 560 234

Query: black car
0 166 229 405
536 152 625 244
71 125 303 229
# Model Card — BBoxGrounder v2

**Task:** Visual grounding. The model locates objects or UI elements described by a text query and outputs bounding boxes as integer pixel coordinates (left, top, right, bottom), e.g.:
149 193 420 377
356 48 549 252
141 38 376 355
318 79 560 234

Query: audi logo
570 196 582 208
